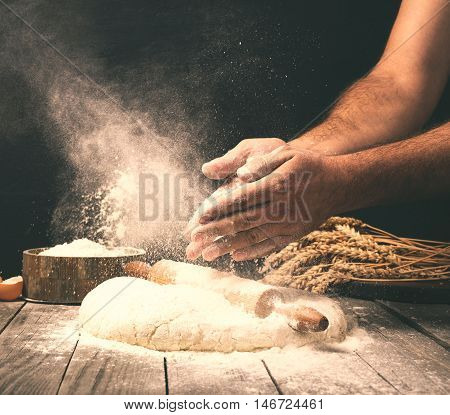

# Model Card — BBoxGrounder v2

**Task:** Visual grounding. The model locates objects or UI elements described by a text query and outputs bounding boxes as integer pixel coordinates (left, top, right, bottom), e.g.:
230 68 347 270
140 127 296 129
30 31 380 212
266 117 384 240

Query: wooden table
0 298 448 395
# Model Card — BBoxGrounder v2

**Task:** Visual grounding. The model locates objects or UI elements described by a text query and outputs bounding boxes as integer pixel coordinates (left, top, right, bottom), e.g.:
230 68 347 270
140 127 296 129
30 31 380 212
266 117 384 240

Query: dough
79 277 346 352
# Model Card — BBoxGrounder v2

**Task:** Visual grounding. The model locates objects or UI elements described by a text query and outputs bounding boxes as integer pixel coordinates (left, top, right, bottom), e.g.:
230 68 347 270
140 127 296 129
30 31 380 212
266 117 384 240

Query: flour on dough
79 277 346 352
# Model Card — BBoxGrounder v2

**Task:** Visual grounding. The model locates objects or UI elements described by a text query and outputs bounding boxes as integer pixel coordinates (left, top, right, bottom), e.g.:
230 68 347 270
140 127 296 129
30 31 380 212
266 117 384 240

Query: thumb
202 147 248 179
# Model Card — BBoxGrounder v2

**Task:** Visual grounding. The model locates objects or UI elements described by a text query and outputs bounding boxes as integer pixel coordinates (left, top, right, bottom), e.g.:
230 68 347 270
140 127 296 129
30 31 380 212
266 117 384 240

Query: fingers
187 223 295 262
186 241 204 261
197 160 294 223
232 235 295 261
201 138 286 180
237 146 294 182
184 209 202 239
186 205 275 260
184 176 247 239
201 223 289 261
190 203 286 247
201 144 249 179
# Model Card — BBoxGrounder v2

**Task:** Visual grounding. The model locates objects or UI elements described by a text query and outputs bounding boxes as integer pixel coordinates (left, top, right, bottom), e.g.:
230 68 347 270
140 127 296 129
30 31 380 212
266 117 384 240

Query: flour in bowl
39 238 143 257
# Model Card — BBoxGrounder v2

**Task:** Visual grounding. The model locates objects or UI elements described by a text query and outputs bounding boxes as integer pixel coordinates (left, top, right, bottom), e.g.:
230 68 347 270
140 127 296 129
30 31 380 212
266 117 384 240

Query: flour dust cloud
48 77 210 258
0 1 250 260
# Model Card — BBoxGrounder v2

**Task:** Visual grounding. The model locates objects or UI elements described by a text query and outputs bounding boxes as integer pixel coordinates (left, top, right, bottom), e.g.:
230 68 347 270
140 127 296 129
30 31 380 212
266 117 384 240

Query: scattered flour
79 276 348 352
39 238 144 257
78 326 371 363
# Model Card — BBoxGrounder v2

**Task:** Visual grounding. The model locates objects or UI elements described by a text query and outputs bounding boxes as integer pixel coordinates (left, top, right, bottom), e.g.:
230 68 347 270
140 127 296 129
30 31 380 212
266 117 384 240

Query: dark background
0 0 449 276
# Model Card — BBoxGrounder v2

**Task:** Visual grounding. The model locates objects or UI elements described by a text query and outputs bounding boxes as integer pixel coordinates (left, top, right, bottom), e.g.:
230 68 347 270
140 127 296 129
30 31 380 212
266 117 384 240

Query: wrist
295 152 357 225
322 154 360 214
290 129 349 156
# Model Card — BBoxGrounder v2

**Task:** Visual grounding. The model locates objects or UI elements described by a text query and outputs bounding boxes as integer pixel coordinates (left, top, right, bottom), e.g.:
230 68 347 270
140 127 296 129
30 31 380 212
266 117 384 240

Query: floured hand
186 145 345 261
201 137 285 180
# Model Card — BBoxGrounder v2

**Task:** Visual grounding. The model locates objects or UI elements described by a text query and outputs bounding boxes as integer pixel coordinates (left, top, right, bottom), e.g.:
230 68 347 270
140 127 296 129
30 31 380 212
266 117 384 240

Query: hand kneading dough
79 277 346 352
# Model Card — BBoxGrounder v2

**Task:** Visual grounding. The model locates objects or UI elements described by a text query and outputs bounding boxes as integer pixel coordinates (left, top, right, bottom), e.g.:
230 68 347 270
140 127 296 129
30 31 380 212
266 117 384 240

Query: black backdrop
0 0 449 275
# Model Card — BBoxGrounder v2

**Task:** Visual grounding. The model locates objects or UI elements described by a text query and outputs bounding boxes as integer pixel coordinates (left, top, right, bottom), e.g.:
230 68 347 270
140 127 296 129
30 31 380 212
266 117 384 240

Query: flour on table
39 238 143 257
79 276 347 352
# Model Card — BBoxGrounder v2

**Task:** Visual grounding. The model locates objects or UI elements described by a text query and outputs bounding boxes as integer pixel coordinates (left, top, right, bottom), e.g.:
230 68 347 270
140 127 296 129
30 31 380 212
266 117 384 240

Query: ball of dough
79 277 331 352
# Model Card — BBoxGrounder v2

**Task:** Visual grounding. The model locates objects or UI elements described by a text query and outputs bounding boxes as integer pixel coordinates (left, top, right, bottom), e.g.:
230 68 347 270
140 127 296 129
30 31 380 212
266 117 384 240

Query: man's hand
186 0 450 261
184 137 286 238
186 121 450 261
201 138 286 179
186 145 343 261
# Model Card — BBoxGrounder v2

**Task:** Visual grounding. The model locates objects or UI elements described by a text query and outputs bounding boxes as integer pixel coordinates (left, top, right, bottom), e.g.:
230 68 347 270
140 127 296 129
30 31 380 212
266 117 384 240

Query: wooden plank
337 298 449 394
167 353 278 395
0 303 79 394
262 341 397 394
59 335 166 394
0 301 24 332
378 301 450 349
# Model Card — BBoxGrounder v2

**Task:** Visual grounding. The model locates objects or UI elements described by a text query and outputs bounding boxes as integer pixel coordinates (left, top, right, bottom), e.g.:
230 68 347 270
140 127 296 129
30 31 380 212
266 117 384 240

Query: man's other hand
201 138 286 180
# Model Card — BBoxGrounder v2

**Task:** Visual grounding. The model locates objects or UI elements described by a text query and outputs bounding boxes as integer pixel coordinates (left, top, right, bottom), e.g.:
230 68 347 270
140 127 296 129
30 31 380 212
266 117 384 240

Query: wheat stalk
261 216 449 293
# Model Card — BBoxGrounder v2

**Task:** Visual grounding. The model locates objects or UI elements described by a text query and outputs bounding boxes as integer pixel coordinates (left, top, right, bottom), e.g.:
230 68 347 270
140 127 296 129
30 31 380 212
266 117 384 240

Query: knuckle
269 137 284 146
242 211 259 226
238 213 252 227
225 218 237 233
273 176 289 192
216 219 232 235
218 236 233 249
206 226 220 239
280 223 294 234
273 200 287 215
246 228 261 244
258 156 270 173
272 236 291 250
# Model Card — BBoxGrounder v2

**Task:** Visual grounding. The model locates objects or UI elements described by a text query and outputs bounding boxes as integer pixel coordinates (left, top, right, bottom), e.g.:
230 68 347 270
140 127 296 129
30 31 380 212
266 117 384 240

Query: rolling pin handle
274 304 329 333
123 261 153 278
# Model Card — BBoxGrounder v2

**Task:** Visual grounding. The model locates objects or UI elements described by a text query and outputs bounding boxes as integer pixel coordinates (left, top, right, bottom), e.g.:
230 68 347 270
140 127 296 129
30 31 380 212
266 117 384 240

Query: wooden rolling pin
123 260 329 332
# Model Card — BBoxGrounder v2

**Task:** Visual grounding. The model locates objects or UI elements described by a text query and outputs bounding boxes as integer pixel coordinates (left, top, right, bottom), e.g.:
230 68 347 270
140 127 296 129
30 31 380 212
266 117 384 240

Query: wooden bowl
22 247 146 304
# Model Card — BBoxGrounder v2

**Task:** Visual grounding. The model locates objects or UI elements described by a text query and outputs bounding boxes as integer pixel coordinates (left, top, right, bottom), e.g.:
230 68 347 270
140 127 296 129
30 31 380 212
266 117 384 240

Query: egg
0 276 23 301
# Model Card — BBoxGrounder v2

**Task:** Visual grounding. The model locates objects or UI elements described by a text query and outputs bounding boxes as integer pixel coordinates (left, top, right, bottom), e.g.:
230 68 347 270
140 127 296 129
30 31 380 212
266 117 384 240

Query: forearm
332 122 450 213
187 123 449 261
290 0 449 156
291 68 441 155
